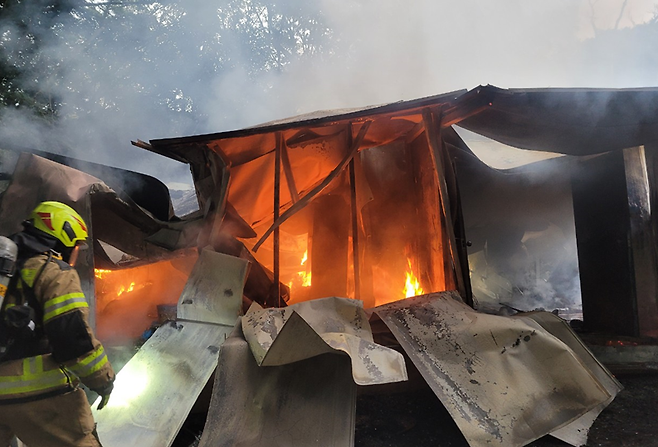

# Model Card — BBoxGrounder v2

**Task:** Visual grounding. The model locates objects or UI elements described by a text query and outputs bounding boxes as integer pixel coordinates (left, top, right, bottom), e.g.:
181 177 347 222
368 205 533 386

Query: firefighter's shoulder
51 257 73 271
24 254 73 271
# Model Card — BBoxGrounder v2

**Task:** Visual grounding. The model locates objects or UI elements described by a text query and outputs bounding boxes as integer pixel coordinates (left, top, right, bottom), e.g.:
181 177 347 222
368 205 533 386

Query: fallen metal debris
242 296 408 385
93 249 248 447
194 296 409 446
197 324 357 447
519 311 622 446
177 248 250 325
373 291 615 447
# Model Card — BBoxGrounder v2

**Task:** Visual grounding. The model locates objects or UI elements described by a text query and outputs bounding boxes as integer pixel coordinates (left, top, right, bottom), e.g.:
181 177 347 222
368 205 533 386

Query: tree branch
614 0 629 30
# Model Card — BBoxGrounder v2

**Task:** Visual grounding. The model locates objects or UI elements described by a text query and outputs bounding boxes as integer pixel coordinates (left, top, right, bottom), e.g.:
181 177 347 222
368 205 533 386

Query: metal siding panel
93 321 234 447
374 292 612 447
177 248 249 325
198 325 357 447
241 297 408 386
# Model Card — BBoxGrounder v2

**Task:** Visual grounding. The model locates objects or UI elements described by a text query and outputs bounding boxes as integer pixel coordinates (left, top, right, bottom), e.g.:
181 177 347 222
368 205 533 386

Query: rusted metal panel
198 324 357 447
373 291 613 447
241 296 408 386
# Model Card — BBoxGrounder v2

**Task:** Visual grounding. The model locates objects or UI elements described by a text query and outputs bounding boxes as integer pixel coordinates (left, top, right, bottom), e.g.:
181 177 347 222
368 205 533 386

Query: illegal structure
1 85 657 446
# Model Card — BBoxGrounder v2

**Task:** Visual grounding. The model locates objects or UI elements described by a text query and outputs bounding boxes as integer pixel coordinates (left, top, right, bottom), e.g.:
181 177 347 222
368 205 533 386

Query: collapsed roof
143 84 658 234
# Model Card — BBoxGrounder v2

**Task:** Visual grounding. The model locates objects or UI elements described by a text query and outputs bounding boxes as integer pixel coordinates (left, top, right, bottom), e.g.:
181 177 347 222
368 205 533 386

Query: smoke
0 2 653 318
0 0 657 188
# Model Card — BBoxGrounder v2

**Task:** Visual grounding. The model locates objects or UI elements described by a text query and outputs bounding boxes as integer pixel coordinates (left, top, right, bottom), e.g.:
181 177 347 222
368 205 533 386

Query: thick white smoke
0 0 656 316
0 0 656 186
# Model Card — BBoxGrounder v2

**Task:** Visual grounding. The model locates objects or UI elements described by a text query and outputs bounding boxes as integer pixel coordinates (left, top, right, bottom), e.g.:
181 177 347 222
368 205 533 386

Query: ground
354 372 658 447
172 367 658 447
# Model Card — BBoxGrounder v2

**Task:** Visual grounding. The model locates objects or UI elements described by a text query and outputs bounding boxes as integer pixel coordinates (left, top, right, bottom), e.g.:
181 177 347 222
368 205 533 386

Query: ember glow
403 259 424 298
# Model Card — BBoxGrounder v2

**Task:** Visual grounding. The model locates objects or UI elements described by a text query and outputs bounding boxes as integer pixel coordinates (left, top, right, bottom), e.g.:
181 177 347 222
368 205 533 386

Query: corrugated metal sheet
198 324 357 447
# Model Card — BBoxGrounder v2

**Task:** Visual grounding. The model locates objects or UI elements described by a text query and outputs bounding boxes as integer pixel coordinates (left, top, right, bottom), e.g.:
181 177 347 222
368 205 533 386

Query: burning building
139 89 470 309
2 84 658 446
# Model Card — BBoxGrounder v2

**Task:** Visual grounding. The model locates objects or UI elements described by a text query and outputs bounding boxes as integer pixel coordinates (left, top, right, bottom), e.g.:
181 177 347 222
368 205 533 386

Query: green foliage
0 0 74 118
0 0 334 125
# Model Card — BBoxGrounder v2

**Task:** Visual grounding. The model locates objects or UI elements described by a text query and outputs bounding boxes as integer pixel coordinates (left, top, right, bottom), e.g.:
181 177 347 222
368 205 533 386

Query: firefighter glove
93 382 114 410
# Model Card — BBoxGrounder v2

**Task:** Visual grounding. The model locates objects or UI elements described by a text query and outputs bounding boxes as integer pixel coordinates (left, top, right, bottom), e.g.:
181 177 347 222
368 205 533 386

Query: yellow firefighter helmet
29 201 88 248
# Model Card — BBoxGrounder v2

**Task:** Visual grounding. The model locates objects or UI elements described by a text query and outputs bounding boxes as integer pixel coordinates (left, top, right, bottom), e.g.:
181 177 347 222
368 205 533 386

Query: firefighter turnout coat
0 253 115 403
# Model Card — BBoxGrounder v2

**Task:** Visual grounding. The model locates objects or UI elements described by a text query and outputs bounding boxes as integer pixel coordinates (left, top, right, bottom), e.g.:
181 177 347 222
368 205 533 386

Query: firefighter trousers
0 388 101 447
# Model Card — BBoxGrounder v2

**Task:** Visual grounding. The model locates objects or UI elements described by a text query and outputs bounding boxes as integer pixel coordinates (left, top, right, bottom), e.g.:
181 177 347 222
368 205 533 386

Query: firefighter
0 201 115 447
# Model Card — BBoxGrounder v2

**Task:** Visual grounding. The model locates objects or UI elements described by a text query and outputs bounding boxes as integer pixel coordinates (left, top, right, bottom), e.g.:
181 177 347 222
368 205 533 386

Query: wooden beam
422 108 467 299
205 151 231 250
274 132 283 305
439 88 493 128
404 121 426 145
348 129 361 301
280 139 300 204
253 121 372 253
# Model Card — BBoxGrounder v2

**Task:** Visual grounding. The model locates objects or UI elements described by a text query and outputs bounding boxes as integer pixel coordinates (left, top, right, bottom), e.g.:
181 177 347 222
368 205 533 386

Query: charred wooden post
349 160 361 301
624 146 658 338
310 193 350 299
422 108 467 300
640 143 658 337
571 151 638 336
274 132 283 305
252 121 371 253
348 124 362 301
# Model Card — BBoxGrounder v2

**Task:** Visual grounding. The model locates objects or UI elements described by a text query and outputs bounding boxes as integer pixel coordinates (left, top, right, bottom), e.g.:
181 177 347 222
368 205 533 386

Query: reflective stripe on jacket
43 292 88 323
66 345 110 379
1 253 115 399
0 354 71 401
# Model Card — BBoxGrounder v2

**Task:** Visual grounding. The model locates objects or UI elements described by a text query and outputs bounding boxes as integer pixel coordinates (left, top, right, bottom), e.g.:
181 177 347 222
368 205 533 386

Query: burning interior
2 85 658 447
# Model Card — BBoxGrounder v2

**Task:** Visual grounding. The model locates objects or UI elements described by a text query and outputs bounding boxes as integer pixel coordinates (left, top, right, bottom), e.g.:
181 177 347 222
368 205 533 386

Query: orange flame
403 259 423 298
300 250 311 287
117 282 136 297
94 269 113 280
288 250 312 291
95 269 138 298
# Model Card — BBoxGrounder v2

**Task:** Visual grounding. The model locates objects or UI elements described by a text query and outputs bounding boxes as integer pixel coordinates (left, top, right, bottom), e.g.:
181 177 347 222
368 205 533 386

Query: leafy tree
0 0 76 118
0 0 334 128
